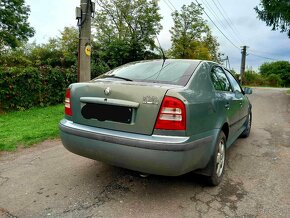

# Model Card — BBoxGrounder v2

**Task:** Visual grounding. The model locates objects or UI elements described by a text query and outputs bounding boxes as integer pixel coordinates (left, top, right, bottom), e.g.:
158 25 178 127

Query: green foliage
0 0 35 50
267 73 282 87
91 57 111 78
259 61 290 87
255 0 290 37
0 104 64 151
0 27 79 68
0 67 77 110
243 61 290 87
28 42 64 67
29 27 79 68
243 68 287 87
169 2 220 62
229 69 239 80
0 26 78 111
243 71 268 86
57 27 79 67
93 0 162 69
0 46 32 67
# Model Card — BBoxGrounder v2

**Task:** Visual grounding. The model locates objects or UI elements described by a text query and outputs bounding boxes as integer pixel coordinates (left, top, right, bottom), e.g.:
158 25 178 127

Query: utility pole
240 46 248 85
227 56 231 70
76 0 94 82
221 55 230 69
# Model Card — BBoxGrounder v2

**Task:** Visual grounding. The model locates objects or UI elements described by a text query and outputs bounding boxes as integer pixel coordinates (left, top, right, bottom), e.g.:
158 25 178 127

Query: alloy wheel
216 139 225 177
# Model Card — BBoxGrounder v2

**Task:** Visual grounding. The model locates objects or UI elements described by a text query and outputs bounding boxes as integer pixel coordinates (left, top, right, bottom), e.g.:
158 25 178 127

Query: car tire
206 131 226 186
240 112 252 138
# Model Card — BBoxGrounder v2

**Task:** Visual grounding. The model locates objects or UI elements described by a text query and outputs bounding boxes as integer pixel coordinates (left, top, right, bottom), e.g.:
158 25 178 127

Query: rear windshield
97 60 200 86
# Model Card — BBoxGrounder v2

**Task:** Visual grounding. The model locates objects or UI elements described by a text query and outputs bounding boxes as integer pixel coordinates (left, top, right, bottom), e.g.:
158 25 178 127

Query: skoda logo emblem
104 87 111 95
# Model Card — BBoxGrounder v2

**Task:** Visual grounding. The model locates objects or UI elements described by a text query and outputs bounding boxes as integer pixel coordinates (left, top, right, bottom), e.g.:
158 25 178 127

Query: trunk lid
70 80 177 135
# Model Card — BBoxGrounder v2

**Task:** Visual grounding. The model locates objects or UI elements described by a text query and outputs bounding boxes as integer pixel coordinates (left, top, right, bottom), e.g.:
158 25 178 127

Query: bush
0 66 77 110
243 71 285 87
267 74 282 87
243 71 268 86
259 61 290 87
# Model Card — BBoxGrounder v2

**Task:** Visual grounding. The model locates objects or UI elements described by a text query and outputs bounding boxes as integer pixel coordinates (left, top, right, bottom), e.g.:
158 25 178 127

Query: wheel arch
194 124 228 176
221 122 229 140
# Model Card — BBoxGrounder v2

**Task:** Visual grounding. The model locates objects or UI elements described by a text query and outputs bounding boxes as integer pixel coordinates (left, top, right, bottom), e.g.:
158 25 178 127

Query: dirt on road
1 88 290 218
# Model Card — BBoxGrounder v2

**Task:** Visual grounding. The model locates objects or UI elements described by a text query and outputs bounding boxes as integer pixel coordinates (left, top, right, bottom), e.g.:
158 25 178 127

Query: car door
224 69 249 128
210 65 242 143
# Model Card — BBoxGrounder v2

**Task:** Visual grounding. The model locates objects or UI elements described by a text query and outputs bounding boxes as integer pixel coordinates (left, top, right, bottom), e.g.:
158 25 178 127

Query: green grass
287 90 290 94
0 104 64 151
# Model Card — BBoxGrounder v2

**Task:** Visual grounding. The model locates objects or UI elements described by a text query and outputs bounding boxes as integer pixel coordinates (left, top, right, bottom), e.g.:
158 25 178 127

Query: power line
166 0 177 11
215 0 244 44
161 0 239 54
210 0 243 45
195 0 240 50
201 0 243 47
200 0 230 34
201 0 243 46
197 1 286 62
161 0 174 11
248 53 281 61
250 49 290 61
248 48 282 57
159 0 287 68
160 0 239 61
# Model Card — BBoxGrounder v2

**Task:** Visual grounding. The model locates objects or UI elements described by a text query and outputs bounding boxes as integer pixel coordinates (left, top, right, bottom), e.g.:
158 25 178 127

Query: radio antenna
155 35 166 67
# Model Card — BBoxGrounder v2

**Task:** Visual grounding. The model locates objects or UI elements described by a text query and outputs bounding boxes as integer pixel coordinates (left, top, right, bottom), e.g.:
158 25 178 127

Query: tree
93 0 162 68
244 70 267 86
203 30 220 62
259 61 290 87
28 26 79 68
169 2 220 62
0 0 35 50
0 27 79 68
267 73 282 87
255 0 290 38
0 45 32 67
58 26 79 67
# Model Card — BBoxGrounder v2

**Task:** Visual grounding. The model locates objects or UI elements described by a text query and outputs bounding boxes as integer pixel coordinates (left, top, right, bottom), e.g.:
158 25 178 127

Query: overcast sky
25 0 290 72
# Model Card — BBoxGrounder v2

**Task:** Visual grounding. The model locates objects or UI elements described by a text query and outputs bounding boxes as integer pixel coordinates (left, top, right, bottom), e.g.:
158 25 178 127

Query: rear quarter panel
165 62 228 167
167 62 225 137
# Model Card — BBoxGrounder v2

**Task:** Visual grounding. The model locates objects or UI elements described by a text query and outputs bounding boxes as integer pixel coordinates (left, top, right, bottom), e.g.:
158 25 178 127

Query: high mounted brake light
65 89 72 116
154 96 186 130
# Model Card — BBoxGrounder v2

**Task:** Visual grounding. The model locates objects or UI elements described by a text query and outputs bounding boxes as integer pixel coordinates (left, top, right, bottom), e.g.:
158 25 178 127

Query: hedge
0 66 77 110
243 72 284 87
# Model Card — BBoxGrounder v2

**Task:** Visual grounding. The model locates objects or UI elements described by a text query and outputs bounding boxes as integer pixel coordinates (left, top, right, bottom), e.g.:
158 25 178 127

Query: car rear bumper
59 119 217 176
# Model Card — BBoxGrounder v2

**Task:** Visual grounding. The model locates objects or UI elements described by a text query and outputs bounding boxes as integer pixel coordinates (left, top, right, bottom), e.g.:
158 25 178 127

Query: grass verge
287 90 290 94
0 104 64 151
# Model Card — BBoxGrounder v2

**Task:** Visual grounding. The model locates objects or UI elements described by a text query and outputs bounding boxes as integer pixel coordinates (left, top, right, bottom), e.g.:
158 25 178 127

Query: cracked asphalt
0 87 290 218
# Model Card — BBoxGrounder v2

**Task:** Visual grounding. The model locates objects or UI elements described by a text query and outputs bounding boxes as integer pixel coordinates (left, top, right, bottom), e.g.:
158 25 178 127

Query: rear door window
224 69 242 93
210 70 223 90
211 66 232 92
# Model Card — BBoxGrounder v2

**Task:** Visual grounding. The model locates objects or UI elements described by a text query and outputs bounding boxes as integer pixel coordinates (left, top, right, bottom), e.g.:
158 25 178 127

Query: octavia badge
104 87 111 95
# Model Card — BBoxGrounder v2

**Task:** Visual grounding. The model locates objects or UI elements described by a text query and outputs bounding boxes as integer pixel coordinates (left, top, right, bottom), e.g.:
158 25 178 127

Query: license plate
81 103 132 124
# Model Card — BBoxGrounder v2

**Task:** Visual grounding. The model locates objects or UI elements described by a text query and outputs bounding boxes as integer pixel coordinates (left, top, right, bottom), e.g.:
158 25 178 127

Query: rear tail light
154 96 186 130
65 89 72 116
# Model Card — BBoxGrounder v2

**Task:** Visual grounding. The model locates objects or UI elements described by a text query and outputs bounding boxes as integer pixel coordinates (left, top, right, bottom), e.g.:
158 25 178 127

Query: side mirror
243 87 253 95
234 90 243 98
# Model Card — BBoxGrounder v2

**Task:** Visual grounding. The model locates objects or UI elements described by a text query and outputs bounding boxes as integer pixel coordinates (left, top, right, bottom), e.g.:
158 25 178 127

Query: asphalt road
1 87 290 218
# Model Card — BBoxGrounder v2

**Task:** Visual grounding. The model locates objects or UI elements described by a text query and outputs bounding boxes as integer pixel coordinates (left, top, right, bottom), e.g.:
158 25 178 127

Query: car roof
138 59 223 67
128 59 202 64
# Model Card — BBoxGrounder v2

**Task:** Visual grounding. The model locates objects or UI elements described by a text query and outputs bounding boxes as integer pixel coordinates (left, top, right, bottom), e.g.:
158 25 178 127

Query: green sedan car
59 59 252 186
